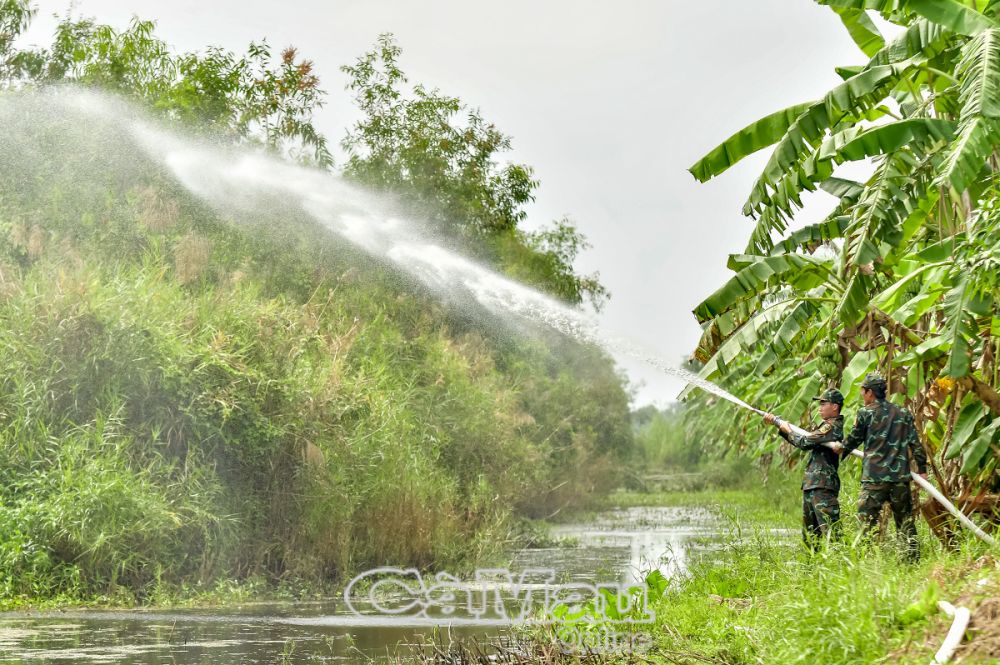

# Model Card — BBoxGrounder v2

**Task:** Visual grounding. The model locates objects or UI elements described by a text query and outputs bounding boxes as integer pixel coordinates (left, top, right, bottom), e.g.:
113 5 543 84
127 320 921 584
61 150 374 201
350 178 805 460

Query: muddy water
0 506 723 663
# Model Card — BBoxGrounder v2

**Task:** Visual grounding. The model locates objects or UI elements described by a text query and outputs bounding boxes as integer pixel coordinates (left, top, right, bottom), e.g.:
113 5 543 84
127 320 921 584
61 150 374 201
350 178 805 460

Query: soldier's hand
778 421 792 435
829 442 844 455
763 413 776 425
918 473 928 482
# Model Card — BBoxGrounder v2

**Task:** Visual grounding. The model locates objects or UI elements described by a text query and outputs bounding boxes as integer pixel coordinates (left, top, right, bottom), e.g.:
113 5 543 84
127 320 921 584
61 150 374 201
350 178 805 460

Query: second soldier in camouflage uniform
764 389 845 549
841 372 928 562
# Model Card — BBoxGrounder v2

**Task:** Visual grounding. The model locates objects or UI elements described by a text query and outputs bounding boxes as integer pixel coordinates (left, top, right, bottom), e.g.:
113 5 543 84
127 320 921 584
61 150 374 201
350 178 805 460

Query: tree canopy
340 34 608 309
1 5 606 309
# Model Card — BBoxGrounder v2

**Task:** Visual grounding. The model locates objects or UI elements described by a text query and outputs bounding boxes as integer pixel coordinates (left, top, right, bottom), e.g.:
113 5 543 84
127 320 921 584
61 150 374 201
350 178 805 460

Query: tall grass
0 104 635 604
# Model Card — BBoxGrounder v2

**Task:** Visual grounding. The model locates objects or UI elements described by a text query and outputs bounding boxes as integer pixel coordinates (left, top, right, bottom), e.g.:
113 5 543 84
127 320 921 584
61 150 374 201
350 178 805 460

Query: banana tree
685 0 1000 522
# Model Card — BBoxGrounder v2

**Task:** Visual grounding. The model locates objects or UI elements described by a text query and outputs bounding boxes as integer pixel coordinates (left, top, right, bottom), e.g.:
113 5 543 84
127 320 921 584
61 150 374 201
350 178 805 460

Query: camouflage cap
812 388 844 406
860 372 887 389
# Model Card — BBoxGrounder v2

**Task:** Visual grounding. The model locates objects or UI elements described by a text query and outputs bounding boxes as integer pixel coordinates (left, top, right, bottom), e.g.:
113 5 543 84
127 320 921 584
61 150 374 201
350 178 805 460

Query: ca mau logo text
343 567 655 632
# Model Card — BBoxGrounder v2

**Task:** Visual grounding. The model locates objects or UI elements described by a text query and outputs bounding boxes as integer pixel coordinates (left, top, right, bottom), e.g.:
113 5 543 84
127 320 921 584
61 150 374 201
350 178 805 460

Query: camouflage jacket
843 399 928 485
779 415 843 491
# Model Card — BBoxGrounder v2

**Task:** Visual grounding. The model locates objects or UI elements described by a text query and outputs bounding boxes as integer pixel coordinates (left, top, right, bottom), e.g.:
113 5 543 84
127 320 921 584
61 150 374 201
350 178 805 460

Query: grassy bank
599 467 999 664
644 525 997 664
389 465 996 664
589 449 799 526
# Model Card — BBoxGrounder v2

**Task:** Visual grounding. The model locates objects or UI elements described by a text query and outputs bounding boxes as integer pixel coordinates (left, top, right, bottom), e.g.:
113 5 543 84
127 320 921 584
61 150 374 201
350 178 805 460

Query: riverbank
600 468 1000 665
640 525 997 664
0 489 718 662
373 469 997 664
596 459 801 527
2 466 995 664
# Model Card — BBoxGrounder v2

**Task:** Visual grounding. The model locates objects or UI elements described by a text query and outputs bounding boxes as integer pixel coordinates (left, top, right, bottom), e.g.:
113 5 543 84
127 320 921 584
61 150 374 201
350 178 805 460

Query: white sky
20 0 874 406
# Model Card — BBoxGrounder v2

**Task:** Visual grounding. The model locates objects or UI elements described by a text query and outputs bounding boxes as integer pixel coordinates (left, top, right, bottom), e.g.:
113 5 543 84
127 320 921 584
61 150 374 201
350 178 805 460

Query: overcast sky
21 0 872 406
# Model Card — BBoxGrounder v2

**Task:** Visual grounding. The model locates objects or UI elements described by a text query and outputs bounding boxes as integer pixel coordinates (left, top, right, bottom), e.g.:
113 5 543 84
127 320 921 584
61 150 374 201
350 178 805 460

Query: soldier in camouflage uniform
763 389 845 550
840 372 928 562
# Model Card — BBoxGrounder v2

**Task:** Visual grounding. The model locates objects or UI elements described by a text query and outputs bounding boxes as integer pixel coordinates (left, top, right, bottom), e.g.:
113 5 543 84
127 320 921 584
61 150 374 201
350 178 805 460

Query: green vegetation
0 3 634 606
546 412 995 665
632 403 701 470
683 0 1000 523
662 6 1000 652
629 403 794 499
607 403 998 664
644 521 997 664
3 8 993 665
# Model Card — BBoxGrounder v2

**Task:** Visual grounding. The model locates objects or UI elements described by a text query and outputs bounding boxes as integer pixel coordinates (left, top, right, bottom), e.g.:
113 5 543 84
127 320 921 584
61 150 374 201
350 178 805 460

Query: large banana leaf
956 28 1000 117
937 28 1000 192
939 118 1000 192
754 185 857 257
688 102 813 183
685 299 804 393
780 369 826 424
894 335 951 365
843 151 919 269
867 19 951 67
893 188 942 262
834 271 875 325
749 362 802 406
819 177 864 199
694 299 763 361
830 7 886 56
817 0 999 36
768 216 850 255
742 65 918 254
892 287 948 326
942 274 994 377
907 0 998 36
945 400 988 459
756 119 952 234
839 349 878 397
746 63 914 216
836 118 955 160
960 418 999 473
693 254 832 322
753 300 823 375
833 151 919 325
870 260 949 313
739 118 908 252
749 125 867 222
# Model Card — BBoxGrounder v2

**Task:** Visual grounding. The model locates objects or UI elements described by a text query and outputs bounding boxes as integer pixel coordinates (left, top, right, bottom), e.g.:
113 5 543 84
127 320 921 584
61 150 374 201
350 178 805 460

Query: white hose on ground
932 600 971 665
773 419 998 548
911 472 998 548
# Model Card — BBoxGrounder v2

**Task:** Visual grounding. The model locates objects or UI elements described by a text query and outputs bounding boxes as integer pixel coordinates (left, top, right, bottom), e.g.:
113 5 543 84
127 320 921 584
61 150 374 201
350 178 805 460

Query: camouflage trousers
858 482 919 562
802 488 840 549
